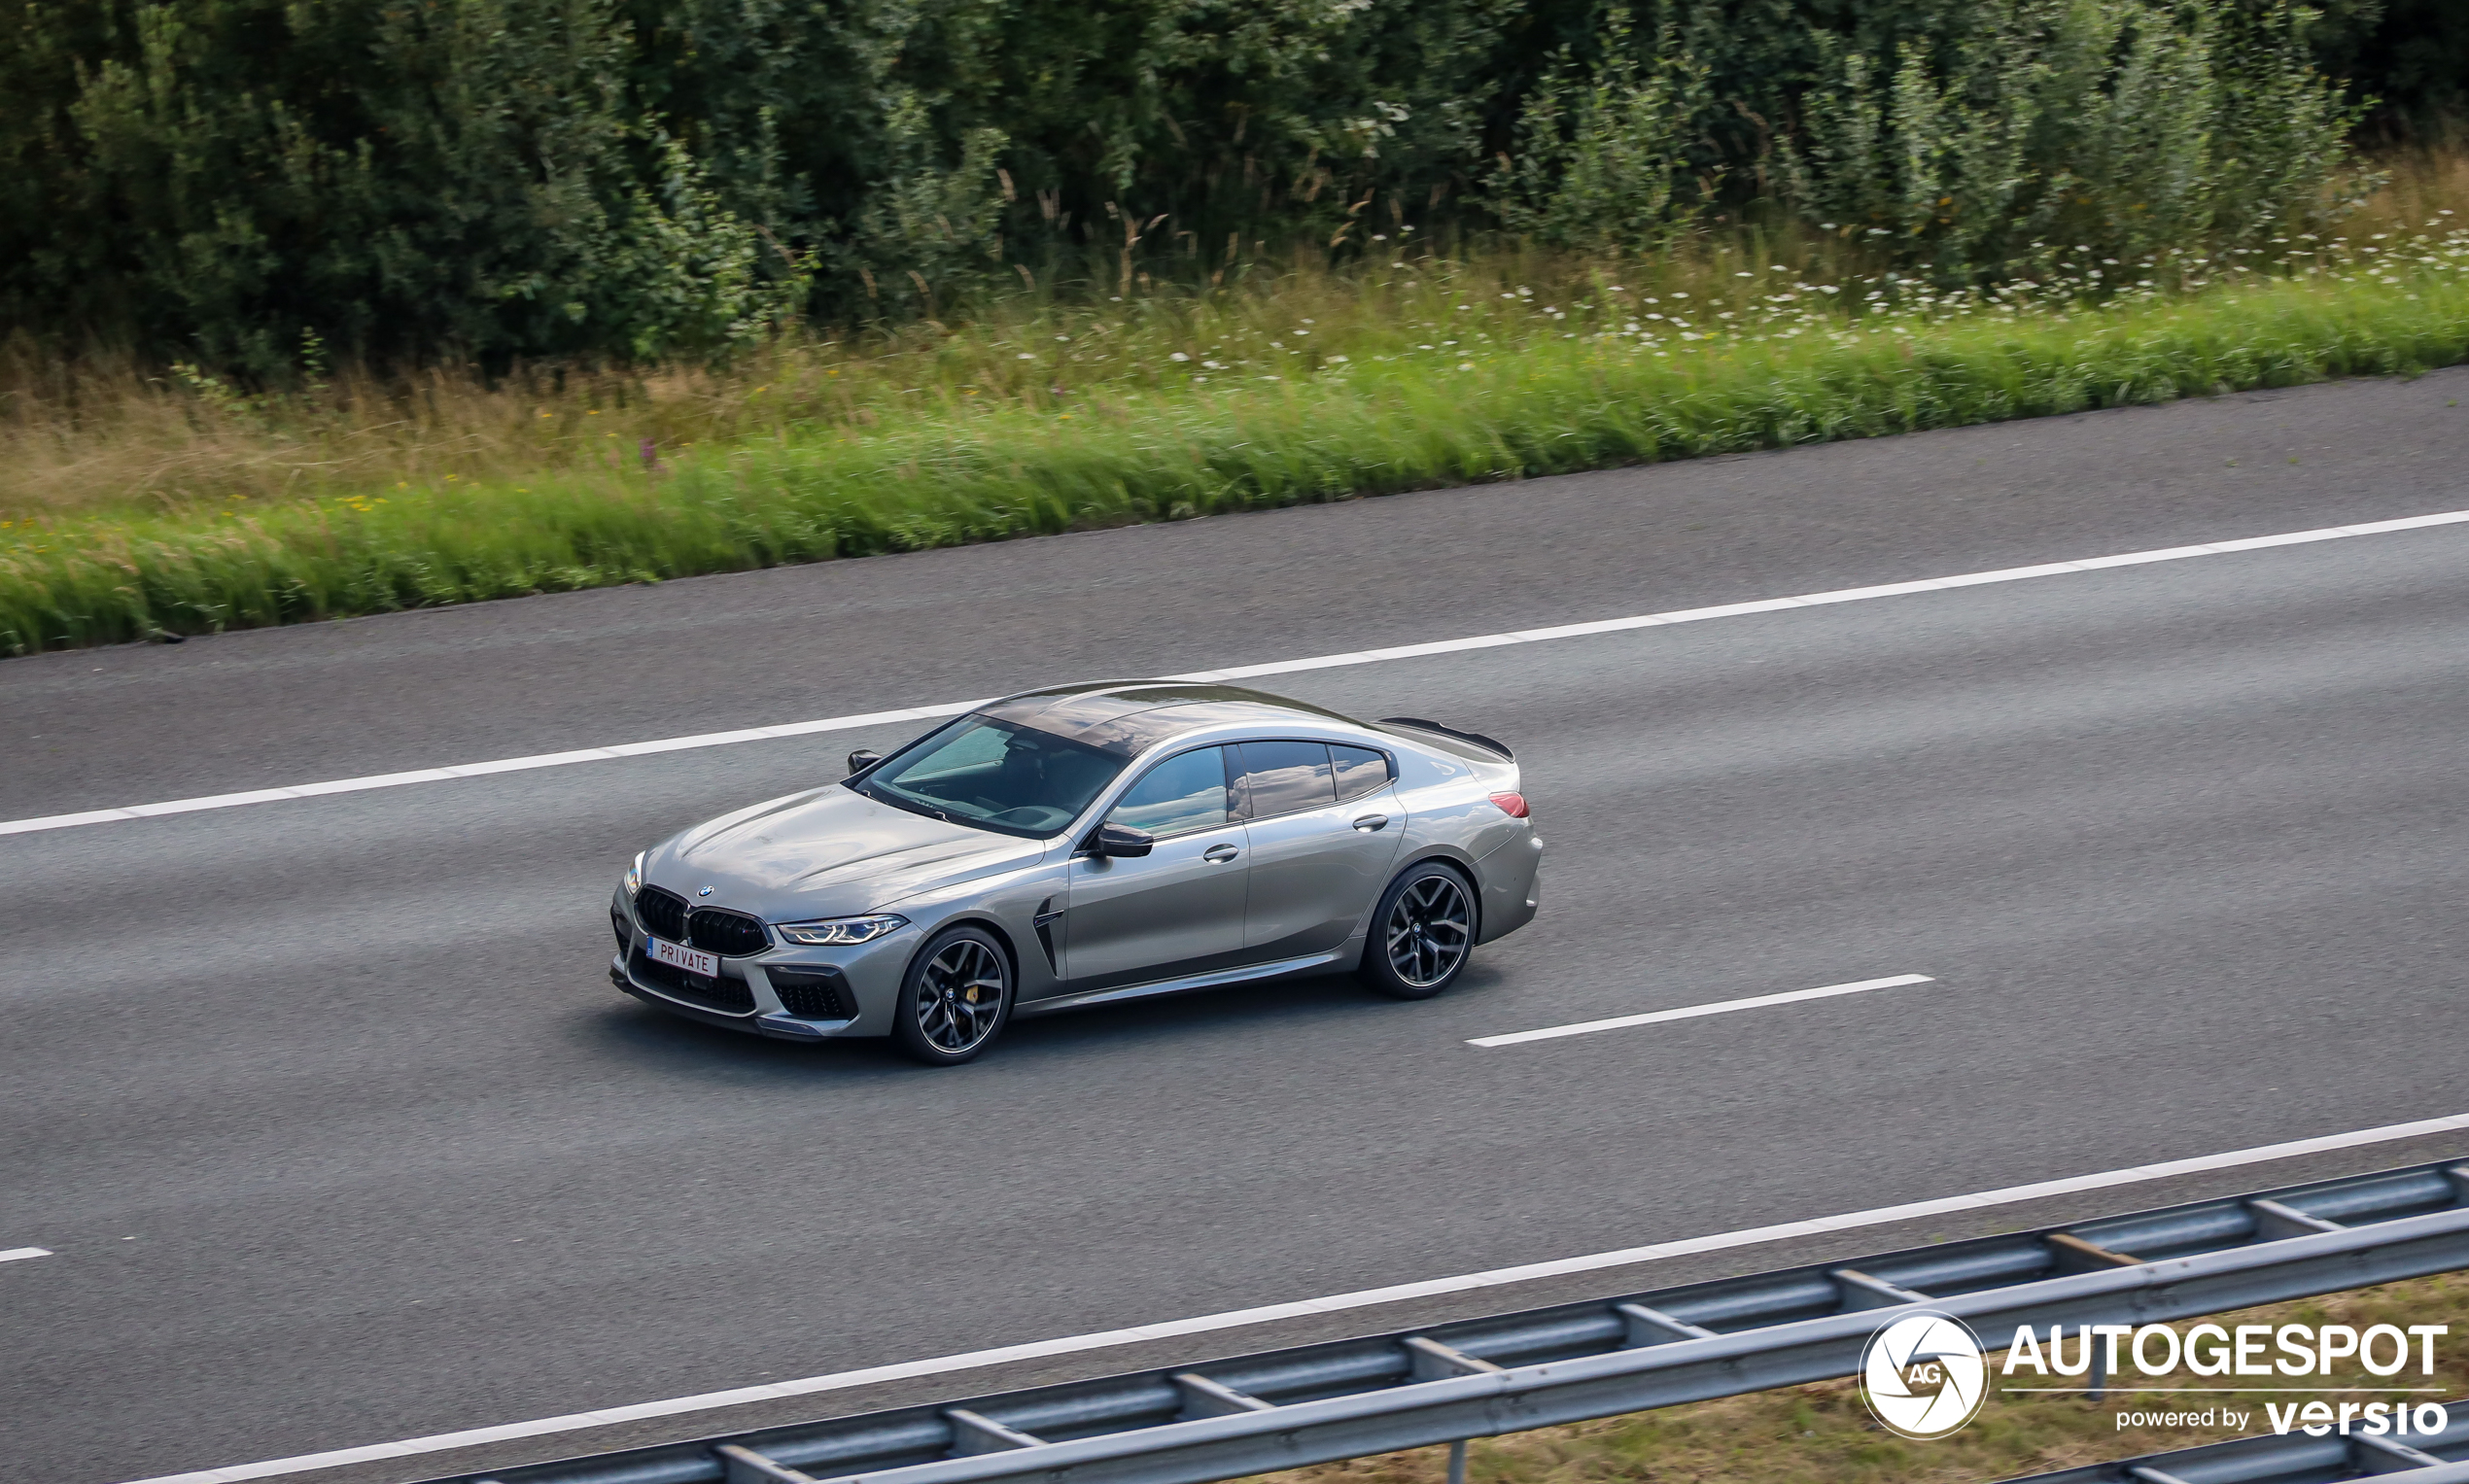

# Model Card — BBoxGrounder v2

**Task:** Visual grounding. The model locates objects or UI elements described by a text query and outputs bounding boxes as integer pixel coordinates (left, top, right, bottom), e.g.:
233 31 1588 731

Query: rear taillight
1488 792 1529 818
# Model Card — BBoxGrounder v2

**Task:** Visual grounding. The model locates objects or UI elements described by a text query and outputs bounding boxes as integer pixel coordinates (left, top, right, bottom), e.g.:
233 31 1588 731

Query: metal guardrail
1994 1410 2469 1483
432 1158 2469 1484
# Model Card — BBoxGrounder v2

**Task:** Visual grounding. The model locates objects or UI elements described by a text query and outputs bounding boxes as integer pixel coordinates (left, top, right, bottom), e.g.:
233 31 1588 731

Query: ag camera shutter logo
1860 1311 1990 1439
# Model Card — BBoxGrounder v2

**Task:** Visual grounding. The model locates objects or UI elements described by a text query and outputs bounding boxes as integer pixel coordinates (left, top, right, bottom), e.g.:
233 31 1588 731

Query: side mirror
846 749 883 777
1086 822 1154 858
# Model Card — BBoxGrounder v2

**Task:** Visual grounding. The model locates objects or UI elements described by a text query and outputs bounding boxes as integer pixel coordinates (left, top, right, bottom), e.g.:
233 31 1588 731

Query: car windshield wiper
859 781 968 828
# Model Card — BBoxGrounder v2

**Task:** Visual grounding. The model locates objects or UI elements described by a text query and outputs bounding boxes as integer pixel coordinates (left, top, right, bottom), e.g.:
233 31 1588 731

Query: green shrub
1789 0 2365 279
2 0 2447 371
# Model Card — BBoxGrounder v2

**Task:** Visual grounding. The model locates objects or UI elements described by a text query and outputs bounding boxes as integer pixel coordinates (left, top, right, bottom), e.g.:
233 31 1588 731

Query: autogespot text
2000 1321 2452 1436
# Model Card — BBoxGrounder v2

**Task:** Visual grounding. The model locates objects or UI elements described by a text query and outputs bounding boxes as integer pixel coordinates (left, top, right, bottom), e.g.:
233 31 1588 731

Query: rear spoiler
1377 716 1513 762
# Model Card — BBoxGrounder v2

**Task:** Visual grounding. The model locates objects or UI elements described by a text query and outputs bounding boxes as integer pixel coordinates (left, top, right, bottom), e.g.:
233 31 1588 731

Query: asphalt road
5 369 2468 1484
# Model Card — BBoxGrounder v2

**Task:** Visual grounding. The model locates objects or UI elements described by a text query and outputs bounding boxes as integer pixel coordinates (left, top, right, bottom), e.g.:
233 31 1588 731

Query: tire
1359 861 1478 1000
891 925 1014 1066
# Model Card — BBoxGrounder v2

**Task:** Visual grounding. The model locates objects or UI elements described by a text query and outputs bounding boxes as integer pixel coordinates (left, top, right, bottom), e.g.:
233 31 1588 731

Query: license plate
647 936 720 979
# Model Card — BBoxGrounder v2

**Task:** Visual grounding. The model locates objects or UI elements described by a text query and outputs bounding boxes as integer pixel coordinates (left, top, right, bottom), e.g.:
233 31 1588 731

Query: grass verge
4 228 2467 655
1256 1269 2469 1484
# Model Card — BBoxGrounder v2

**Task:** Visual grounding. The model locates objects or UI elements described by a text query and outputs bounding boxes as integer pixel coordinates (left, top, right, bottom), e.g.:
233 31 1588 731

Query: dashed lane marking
1469 974 1936 1047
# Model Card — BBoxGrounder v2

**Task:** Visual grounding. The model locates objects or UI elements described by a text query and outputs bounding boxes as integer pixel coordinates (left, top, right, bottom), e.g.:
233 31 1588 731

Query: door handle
1202 843 1240 863
1351 813 1390 832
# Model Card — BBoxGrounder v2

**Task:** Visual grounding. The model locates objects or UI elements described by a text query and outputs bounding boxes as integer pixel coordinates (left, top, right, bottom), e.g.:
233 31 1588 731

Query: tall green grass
5 241 2466 656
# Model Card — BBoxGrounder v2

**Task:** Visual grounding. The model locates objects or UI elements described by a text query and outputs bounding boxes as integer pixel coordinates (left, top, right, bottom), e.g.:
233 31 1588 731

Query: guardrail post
2354 1434 2451 1472
1404 1336 1495 1484
1830 1267 1932 1309
1617 1302 1718 1347
716 1443 823 1484
1175 1373 1276 1421
2044 1231 2142 1274
2247 1198 2345 1240
1403 1335 1502 1381
944 1408 1044 1457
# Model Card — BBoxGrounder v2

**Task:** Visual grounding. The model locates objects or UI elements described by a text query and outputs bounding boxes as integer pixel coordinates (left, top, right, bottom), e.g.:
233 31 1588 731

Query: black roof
978 682 1368 758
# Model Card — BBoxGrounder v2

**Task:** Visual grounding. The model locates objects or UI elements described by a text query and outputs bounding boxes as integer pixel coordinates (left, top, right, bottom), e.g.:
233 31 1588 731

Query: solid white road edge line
125 1110 2469 1484
0 1246 52 1262
16 505 2469 842
1469 974 1936 1047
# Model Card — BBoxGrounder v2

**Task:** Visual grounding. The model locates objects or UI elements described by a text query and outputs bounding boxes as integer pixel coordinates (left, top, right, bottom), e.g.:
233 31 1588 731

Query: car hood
643 784 1051 921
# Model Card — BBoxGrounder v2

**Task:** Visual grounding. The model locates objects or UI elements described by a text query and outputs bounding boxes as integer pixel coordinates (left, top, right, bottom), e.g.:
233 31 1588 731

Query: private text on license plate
648 936 720 979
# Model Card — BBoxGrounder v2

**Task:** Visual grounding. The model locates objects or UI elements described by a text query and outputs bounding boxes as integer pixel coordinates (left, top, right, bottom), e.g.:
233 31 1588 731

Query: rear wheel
891 926 1013 1065
1359 861 1477 1000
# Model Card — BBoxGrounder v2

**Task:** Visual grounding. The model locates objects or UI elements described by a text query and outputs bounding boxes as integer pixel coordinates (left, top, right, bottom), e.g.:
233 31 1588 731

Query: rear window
1235 740 1336 818
1331 744 1392 802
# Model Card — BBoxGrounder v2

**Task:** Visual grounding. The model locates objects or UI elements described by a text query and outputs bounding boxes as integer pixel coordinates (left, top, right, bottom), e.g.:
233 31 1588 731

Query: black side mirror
846 749 883 777
1086 822 1154 858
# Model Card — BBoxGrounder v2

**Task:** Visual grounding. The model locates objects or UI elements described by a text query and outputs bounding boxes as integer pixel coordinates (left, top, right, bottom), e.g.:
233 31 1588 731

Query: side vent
1032 898 1063 974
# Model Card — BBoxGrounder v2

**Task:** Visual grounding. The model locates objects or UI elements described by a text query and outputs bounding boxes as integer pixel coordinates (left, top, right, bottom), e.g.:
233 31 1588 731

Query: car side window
1330 744 1392 802
1235 740 1336 818
1107 746 1234 837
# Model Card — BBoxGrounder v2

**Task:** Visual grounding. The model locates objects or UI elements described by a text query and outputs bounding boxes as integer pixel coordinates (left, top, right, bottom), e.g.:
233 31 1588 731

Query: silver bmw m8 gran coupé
608 680 1542 1063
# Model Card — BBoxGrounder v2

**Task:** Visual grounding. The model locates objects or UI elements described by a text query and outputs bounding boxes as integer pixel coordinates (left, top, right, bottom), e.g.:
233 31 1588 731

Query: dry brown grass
7 149 2460 524
1 256 1604 519
2353 142 2469 238
0 337 834 517
1253 1270 2469 1484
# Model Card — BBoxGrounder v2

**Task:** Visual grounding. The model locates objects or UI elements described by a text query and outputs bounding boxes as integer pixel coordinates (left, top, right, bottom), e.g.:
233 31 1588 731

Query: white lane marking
17 506 2469 842
0 703 986 838
0 1246 52 1262
123 1111 2469 1484
1469 974 1936 1048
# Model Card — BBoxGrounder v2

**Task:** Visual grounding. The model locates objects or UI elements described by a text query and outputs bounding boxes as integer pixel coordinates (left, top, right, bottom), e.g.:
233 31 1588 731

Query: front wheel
891 926 1014 1065
1359 861 1478 1000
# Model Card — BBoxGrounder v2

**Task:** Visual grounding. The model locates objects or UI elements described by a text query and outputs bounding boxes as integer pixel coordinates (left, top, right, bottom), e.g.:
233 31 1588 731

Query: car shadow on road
574 999 904 1083
570 960 1508 1084
999 961 1509 1061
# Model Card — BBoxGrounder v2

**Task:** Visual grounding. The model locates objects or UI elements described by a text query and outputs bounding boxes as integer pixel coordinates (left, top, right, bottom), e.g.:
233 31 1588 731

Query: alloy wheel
1385 873 1471 987
913 939 1007 1053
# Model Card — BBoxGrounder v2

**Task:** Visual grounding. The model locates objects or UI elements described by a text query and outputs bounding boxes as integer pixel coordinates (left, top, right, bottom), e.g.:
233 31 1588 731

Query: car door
1234 740 1406 958
1058 744 1251 990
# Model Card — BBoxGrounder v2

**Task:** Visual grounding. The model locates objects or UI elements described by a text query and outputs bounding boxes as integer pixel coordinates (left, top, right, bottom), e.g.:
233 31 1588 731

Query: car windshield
852 715 1127 838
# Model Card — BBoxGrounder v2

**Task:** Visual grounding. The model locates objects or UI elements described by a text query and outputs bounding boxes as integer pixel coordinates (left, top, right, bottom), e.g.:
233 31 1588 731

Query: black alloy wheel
1360 861 1477 1000
892 926 1014 1065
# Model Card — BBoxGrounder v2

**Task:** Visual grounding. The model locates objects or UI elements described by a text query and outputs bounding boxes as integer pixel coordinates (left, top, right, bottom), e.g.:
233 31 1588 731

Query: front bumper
607 887 918 1040
608 955 857 1042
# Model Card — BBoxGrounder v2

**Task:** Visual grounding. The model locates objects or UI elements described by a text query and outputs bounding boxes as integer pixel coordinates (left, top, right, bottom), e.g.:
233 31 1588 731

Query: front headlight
774 915 908 947
623 851 644 897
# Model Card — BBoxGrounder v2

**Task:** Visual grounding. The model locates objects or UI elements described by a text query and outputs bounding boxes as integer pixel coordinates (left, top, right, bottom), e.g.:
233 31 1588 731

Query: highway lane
4 372 2468 1484
6 368 2467 820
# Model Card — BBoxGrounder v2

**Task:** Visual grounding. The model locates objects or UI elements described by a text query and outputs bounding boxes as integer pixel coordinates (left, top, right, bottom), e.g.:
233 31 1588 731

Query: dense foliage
1 0 2453 372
